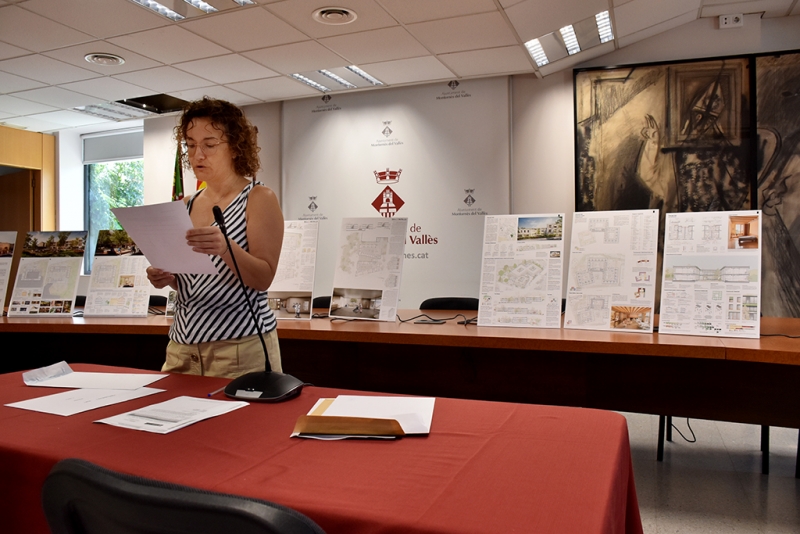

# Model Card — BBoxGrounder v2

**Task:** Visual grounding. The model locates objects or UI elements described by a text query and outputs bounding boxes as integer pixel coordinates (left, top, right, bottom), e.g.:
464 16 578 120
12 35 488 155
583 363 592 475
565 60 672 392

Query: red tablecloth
0 364 642 534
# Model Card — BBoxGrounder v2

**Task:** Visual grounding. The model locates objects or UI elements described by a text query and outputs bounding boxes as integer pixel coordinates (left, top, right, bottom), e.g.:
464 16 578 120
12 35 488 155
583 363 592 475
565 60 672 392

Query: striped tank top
169 182 277 344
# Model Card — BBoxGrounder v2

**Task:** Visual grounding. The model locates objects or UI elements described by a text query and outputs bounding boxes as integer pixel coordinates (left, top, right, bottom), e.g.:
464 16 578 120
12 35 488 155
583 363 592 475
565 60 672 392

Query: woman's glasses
185 140 227 155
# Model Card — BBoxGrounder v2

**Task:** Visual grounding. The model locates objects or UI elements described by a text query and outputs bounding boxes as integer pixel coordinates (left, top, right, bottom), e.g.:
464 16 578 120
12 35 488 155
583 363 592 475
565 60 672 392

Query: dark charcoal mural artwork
757 53 800 318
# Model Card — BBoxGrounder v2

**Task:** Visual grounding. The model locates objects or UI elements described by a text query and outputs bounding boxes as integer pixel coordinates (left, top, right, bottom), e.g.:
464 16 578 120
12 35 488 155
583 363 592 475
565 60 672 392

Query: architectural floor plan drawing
565 210 659 333
478 214 564 328
331 217 407 322
660 210 762 338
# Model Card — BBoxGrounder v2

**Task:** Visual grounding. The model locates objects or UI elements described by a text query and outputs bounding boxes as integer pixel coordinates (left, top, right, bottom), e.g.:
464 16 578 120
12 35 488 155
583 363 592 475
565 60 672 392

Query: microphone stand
212 205 305 402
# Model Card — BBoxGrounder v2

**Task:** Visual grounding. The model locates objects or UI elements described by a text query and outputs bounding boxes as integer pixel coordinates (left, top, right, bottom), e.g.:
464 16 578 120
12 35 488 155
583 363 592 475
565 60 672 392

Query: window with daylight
83 129 144 273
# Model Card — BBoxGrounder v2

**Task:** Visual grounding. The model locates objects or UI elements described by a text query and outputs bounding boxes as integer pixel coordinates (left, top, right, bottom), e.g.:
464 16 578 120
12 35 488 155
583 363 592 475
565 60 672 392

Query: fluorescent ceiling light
290 73 331 92
233 0 255 5
596 11 614 43
524 38 549 67
183 0 217 13
559 25 581 55
318 70 357 89
345 66 384 86
74 102 157 121
129 0 184 21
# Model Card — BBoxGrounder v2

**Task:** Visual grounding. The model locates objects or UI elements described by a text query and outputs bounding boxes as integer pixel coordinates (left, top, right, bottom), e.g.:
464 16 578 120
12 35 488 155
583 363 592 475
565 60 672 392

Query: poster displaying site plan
659 210 761 338
330 217 407 322
84 230 150 317
565 210 659 333
0 231 16 309
9 231 87 317
269 221 319 320
478 214 564 328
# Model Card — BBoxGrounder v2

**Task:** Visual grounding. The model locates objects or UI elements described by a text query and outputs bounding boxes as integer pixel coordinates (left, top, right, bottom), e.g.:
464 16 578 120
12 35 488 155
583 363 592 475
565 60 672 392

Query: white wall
56 120 143 231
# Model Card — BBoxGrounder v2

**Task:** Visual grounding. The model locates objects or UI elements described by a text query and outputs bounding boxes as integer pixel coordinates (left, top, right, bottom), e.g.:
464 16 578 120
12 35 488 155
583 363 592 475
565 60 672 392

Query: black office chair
419 297 479 310
42 458 327 534
311 296 331 309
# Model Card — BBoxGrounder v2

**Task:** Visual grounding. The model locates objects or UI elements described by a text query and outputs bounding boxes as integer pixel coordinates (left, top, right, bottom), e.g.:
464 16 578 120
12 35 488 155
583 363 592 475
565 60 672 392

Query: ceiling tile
792 2 800 15
499 0 527 6
0 111 14 120
265 0 398 38
1 115 66 132
12 86 100 109
614 0 701 37
407 12 520 54
504 0 609 41
182 7 308 52
0 6 94 52
114 66 214 93
319 26 430 64
43 41 162 75
226 77 319 101
437 45 533 77
379 0 498 24
700 0 793 18
108 26 230 65
243 41 349 75
21 0 170 39
0 55 100 85
0 71 45 94
0 94 59 116
617 9 699 47
174 54 279 84
169 86 260 107
28 109 110 128
60 77 153 101
0 40 30 61
359 56 455 85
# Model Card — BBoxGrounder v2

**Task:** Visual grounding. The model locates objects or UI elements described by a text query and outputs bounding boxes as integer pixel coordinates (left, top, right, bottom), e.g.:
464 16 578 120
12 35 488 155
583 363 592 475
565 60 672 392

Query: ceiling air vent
312 7 357 25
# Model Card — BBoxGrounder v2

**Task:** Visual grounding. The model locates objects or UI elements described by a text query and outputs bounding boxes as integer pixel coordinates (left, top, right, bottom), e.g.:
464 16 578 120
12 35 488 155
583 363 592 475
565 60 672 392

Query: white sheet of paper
321 395 435 434
95 396 248 434
23 361 167 390
5 387 164 416
112 201 216 275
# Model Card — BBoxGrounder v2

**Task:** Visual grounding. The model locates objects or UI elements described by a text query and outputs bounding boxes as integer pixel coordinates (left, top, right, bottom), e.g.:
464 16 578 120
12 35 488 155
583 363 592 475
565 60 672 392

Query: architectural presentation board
330 217 407 322
564 210 659 333
659 210 762 338
478 214 564 328
282 78 510 309
269 220 319 320
0 231 16 308
84 230 150 317
8 231 87 317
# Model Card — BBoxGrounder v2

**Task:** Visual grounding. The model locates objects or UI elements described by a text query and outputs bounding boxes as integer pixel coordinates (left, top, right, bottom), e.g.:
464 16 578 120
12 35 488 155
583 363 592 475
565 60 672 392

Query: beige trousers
163 330 282 378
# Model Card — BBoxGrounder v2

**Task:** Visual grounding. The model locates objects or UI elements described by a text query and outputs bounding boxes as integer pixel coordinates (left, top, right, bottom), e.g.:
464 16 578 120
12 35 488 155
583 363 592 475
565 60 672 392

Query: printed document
23 361 166 390
95 396 248 434
6 387 164 416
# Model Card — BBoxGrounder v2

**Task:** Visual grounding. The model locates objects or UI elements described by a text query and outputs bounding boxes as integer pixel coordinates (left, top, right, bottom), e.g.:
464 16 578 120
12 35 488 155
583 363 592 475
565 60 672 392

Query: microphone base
224 371 305 402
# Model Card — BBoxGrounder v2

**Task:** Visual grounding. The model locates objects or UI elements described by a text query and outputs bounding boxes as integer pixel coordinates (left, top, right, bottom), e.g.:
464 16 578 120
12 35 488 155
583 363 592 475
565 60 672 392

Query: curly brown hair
175 97 261 178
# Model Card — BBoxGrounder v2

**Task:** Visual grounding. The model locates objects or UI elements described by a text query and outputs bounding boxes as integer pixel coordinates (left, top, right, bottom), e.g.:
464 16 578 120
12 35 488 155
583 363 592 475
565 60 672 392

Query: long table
0 364 643 534
3 312 798 429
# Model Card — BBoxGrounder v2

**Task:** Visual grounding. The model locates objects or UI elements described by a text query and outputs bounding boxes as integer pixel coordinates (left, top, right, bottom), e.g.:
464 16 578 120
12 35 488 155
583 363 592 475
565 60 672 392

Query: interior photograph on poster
478 214 564 328
8 231 87 317
329 217 407 322
84 229 150 317
0 231 17 309
659 210 762 338
269 221 319 320
564 210 659 333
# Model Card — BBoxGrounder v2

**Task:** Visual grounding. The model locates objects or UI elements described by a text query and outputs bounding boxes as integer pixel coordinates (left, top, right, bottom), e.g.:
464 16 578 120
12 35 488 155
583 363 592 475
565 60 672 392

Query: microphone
212 205 304 402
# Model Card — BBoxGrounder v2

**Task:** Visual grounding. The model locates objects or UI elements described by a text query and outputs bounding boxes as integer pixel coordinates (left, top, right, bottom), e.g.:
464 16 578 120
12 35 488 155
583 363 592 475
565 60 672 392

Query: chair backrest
419 297 479 310
42 458 326 534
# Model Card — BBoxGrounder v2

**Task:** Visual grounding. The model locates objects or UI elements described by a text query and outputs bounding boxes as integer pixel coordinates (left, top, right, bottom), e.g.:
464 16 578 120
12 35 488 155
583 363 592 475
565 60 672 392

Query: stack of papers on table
6 361 166 416
292 395 435 440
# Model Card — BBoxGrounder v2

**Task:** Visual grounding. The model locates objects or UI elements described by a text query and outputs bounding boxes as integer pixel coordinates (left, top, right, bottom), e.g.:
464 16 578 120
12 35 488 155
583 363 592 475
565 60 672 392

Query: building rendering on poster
269 220 319 320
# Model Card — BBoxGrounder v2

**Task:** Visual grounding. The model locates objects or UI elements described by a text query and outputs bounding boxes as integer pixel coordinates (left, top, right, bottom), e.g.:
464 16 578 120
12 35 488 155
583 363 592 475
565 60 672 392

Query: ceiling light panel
129 0 186 21
524 38 549 67
538 32 569 64
293 66 385 92
595 11 614 43
290 73 331 93
573 16 601 50
559 25 581 55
